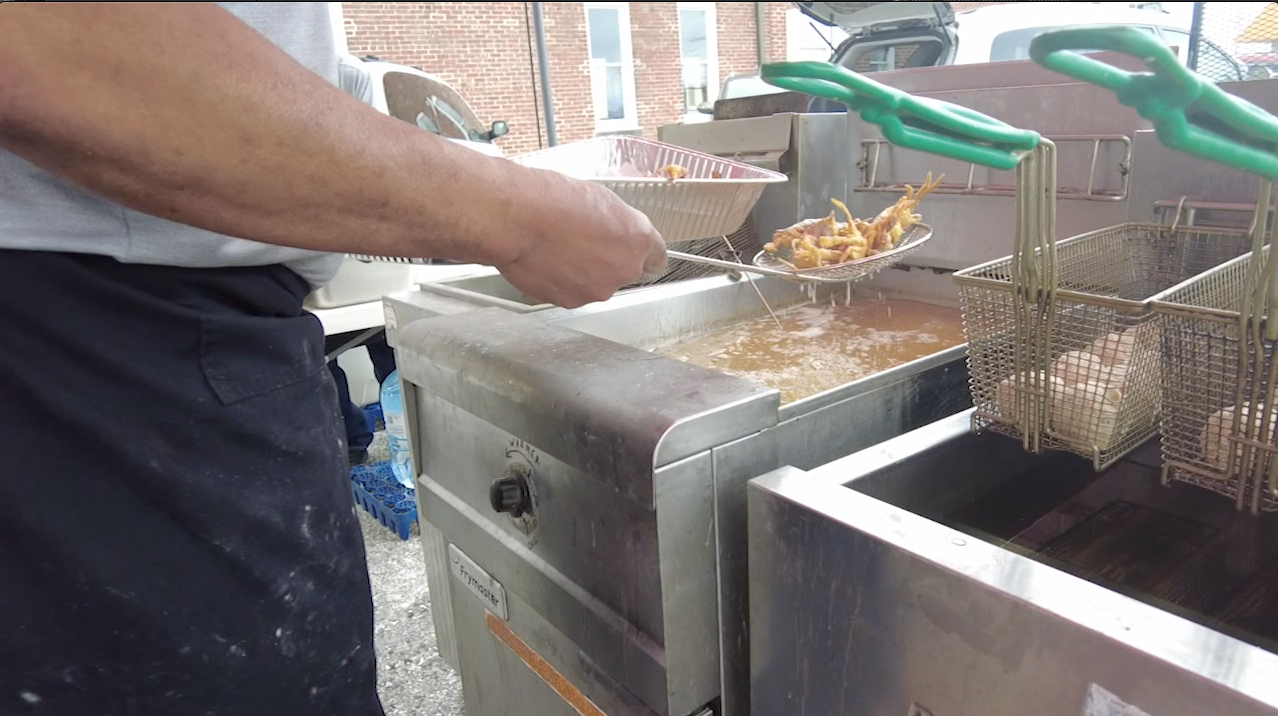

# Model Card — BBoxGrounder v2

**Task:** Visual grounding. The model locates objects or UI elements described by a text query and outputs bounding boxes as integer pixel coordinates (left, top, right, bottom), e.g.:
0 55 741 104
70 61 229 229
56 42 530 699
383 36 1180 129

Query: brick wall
343 2 789 155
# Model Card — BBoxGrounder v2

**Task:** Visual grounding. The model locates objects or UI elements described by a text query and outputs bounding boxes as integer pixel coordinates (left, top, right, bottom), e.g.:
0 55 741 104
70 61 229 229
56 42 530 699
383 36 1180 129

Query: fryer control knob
489 474 530 518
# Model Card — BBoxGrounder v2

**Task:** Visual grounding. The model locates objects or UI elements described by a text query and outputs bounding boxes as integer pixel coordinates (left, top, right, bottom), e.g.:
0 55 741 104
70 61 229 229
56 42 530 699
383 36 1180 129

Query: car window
990 25 1159 63
1161 30 1242 83
840 39 946 72
382 71 487 141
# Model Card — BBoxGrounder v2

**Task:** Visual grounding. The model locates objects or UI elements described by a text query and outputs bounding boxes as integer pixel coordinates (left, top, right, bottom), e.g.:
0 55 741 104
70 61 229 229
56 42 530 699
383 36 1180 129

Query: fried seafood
868 172 944 252
763 173 944 270
763 198 870 269
658 164 689 181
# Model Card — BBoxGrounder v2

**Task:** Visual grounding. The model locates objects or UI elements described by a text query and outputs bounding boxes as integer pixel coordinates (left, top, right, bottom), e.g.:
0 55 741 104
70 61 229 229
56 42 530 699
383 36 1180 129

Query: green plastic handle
761 61 1041 170
1029 26 1278 179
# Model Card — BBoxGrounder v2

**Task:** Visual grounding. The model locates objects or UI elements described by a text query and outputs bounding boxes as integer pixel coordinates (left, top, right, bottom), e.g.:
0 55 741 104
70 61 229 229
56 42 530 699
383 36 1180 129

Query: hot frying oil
659 298 965 404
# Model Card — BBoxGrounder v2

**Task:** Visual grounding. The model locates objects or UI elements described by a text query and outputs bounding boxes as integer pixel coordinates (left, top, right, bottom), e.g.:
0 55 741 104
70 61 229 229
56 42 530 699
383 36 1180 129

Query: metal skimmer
760 61 1042 287
659 222 932 286
750 222 934 283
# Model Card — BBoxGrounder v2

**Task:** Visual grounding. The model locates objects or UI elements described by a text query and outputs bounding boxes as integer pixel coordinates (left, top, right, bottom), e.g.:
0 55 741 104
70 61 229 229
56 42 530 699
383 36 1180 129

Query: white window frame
678 2 720 122
584 2 639 132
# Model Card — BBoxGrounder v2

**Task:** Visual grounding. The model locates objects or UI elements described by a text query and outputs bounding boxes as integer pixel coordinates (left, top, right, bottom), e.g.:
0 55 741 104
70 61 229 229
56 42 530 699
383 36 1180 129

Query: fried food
763 173 944 270
868 172 944 252
658 164 689 181
763 198 867 269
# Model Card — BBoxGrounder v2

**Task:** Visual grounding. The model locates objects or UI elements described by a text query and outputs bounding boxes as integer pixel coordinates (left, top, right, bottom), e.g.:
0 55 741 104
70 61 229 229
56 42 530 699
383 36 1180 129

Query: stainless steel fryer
382 60 1278 716
748 408 1278 716
391 267 971 716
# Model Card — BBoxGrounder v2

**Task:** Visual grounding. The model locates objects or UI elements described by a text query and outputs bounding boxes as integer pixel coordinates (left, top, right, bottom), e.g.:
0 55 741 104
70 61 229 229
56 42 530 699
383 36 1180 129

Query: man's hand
497 172 667 308
0 2 665 308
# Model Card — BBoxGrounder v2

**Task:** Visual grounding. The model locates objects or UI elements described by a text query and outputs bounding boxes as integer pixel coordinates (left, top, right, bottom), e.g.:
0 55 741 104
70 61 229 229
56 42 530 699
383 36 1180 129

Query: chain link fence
1188 2 1278 83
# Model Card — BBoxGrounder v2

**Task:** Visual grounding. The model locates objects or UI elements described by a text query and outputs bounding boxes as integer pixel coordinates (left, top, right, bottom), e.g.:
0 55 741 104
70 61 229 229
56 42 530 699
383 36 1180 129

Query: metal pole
532 2 558 147
1187 1 1204 72
755 1 767 67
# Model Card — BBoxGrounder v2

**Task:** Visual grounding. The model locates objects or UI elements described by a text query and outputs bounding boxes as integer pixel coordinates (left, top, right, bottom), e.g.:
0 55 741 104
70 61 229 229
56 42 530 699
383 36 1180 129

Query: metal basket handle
1029 26 1278 180
1035 27 1278 487
761 61 1041 170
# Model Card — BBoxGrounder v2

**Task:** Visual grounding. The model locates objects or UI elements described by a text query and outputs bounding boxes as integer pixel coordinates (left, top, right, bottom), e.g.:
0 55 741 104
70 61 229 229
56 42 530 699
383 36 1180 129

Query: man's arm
0 3 665 307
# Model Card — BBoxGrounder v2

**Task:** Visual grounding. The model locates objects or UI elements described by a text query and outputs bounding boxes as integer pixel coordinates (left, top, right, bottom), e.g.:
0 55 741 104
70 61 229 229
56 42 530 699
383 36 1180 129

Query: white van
795 2 1244 82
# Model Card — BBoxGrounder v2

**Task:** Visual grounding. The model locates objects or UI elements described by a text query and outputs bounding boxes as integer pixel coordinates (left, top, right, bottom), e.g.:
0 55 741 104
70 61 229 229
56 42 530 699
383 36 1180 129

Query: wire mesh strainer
750 223 934 283
750 61 1040 286
656 223 929 285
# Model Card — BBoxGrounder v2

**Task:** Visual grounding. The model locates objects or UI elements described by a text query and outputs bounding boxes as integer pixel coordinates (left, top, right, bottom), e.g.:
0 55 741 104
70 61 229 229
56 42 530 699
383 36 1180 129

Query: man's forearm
0 2 540 265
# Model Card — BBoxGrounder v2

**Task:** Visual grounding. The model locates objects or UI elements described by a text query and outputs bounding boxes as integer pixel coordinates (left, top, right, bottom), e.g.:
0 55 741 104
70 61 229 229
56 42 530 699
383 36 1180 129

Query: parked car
349 55 510 158
794 2 1245 82
694 72 789 117
307 56 506 310
700 3 1245 116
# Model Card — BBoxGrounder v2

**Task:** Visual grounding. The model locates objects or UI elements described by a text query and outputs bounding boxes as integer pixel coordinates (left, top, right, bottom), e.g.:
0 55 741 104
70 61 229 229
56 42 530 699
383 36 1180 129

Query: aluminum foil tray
509 136 787 242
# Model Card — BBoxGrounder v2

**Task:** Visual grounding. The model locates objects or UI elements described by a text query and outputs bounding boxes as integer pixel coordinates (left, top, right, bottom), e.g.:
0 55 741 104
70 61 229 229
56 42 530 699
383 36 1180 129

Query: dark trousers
325 331 397 455
0 251 384 716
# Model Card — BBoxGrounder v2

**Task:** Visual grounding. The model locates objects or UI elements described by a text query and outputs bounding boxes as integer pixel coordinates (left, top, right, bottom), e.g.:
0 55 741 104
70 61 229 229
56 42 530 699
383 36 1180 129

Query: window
865 47 895 73
679 2 719 117
382 71 487 141
585 3 638 130
844 41 944 73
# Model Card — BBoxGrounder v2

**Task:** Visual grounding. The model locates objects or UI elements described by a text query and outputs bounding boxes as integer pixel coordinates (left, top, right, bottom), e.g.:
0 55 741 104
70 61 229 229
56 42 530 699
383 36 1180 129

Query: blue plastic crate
350 460 417 540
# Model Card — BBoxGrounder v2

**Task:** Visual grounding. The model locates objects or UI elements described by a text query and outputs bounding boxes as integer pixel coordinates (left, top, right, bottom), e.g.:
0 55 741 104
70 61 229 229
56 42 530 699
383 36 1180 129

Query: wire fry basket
1022 26 1278 502
957 216 1254 469
1153 208 1278 513
948 26 1278 472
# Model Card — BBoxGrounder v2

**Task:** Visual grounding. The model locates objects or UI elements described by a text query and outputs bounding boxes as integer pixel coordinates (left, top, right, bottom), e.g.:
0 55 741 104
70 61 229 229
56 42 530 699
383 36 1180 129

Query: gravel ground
357 433 466 716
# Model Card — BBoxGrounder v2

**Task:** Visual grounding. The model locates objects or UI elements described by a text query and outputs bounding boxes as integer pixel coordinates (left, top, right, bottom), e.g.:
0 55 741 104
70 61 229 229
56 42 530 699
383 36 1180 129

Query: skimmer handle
761 61 1041 171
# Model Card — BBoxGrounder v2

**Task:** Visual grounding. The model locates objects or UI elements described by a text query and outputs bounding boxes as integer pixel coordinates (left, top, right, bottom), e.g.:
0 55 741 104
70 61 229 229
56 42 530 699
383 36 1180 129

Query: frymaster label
449 543 509 621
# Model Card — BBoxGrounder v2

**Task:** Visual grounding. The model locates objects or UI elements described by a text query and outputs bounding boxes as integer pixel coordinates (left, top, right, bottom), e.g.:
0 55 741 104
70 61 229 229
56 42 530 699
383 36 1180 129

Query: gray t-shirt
0 2 346 288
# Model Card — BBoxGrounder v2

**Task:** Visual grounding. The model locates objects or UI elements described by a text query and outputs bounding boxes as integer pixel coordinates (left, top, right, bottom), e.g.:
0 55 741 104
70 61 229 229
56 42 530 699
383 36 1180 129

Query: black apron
0 250 384 716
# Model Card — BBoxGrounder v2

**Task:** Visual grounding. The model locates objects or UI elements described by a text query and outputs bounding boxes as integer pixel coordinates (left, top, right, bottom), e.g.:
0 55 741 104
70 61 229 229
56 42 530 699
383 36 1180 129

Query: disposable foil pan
509 136 788 242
